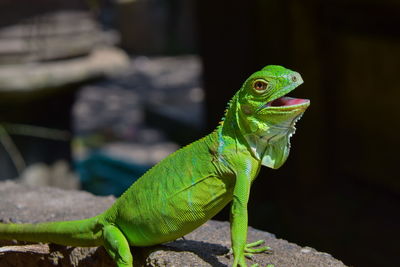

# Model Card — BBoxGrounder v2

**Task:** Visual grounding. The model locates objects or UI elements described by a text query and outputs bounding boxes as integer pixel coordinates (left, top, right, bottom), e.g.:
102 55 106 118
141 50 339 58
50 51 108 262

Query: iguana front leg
230 171 270 267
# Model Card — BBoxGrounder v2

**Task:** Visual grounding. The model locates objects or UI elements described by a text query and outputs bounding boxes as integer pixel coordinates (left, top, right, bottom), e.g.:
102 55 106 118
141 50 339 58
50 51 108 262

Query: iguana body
0 65 309 267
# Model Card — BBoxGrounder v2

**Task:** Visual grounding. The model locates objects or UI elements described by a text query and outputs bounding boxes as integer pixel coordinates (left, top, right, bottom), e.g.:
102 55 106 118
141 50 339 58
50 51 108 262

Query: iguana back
108 131 237 246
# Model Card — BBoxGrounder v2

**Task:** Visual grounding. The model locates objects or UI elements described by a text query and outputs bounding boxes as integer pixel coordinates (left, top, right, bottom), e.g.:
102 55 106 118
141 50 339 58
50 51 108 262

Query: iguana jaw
265 96 310 110
233 66 310 169
244 79 309 169
257 73 310 112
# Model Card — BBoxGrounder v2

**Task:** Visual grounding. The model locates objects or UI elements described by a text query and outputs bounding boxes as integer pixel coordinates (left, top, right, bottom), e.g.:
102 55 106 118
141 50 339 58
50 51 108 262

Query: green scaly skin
0 65 309 267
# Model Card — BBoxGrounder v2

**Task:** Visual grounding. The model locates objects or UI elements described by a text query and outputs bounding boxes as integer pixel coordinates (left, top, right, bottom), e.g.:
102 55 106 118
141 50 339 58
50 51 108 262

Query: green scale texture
110 132 236 246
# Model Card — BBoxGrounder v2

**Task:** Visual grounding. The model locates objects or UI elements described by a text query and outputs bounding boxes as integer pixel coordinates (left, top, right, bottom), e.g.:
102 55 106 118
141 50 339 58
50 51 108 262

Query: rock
18 161 80 190
0 181 347 266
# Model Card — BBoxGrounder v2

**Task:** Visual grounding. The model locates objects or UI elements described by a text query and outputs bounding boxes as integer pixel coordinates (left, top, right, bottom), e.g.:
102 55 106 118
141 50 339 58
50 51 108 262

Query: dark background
197 2 400 266
1 1 400 266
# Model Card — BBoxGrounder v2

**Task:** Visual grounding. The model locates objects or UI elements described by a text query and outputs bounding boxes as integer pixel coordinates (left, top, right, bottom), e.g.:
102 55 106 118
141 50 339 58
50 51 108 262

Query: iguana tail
0 215 103 247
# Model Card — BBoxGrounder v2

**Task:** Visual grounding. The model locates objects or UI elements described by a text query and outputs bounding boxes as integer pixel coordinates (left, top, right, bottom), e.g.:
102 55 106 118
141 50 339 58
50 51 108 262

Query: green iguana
0 65 309 267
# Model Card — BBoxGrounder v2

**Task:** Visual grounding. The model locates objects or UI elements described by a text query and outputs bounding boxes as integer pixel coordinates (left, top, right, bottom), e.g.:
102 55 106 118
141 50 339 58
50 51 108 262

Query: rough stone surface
0 181 347 266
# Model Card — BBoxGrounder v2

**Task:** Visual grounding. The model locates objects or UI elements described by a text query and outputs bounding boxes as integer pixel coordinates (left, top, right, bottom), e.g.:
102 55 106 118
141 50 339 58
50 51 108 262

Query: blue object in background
76 152 150 196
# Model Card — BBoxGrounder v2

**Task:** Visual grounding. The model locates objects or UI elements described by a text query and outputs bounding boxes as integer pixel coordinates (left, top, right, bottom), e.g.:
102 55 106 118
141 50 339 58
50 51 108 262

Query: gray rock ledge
0 181 346 266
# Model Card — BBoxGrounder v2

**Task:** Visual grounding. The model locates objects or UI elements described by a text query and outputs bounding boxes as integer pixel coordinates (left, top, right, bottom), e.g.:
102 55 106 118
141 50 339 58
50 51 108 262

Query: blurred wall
0 0 88 180
117 0 197 54
197 0 400 266
0 0 87 27
0 0 125 181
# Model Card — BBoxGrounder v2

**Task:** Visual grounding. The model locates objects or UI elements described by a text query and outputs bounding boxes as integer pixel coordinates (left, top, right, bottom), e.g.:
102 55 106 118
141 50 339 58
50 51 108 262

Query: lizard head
235 65 310 169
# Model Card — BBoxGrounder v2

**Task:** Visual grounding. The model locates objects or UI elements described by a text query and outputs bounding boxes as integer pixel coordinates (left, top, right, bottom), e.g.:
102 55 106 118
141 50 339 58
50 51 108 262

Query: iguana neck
218 92 294 169
216 93 257 159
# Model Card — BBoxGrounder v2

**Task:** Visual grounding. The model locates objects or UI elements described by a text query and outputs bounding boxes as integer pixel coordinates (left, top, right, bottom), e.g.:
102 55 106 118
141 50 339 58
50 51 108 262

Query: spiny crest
216 92 239 130
224 91 239 117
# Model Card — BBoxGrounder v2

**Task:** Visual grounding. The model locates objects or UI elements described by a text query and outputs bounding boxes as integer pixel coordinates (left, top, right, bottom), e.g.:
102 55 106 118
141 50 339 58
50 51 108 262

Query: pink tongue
270 97 308 107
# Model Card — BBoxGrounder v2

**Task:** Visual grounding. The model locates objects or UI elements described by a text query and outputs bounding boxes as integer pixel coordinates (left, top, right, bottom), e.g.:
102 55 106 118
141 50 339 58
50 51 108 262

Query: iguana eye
253 79 268 93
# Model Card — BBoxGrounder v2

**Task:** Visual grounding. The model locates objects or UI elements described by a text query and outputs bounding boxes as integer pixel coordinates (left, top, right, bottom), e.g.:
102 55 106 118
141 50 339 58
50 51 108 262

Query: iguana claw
230 240 272 266
245 239 272 254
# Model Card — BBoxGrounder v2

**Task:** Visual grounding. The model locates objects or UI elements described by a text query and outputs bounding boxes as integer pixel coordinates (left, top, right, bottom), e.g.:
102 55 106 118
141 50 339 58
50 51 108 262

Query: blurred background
0 0 399 266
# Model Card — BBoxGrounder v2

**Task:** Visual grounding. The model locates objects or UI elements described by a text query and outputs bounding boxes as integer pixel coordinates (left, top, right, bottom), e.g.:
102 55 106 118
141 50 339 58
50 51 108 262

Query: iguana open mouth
266 97 310 109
